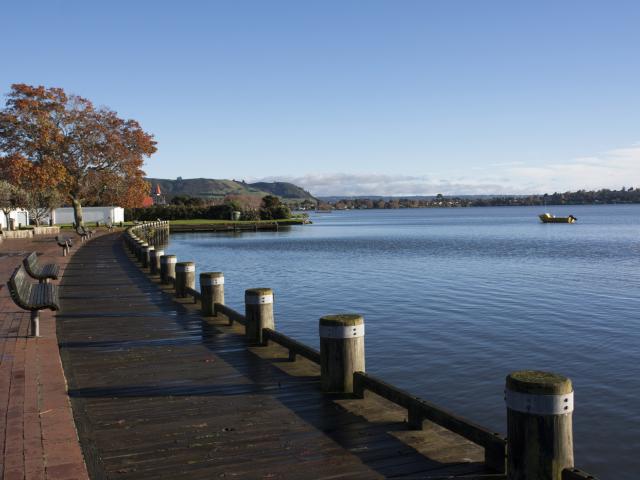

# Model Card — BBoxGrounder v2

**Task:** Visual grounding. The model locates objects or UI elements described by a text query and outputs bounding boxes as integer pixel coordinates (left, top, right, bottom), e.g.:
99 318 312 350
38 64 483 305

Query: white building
0 209 30 230
51 206 124 225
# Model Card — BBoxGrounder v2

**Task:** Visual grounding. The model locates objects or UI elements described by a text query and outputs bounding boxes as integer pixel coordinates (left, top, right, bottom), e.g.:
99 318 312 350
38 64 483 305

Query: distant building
141 183 167 207
0 209 30 230
51 207 124 225
153 184 167 205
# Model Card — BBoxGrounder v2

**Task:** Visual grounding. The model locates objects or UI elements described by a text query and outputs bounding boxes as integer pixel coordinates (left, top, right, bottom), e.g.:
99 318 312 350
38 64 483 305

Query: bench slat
23 252 60 281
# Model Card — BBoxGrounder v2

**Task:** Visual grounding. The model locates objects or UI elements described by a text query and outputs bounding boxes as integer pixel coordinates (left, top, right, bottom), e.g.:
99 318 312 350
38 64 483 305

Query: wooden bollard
319 314 365 393
506 371 574 480
139 242 148 263
175 261 195 297
245 288 274 345
160 255 176 284
137 242 148 262
200 272 224 316
150 249 163 275
142 245 153 268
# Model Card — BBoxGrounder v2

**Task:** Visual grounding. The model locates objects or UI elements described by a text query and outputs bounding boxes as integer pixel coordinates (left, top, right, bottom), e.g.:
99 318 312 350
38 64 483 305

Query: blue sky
2 1 639 195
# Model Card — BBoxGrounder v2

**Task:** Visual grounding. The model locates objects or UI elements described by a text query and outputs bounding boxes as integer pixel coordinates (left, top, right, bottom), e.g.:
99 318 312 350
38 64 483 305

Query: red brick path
1 232 93 480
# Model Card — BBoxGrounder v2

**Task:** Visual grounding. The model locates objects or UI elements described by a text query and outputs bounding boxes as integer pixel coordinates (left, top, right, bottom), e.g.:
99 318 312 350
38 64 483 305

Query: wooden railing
121 223 601 480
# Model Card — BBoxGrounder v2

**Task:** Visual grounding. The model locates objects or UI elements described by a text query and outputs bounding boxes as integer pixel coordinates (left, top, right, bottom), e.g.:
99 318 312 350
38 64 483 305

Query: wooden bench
23 252 60 283
7 265 60 337
55 235 73 256
81 225 93 239
76 225 93 241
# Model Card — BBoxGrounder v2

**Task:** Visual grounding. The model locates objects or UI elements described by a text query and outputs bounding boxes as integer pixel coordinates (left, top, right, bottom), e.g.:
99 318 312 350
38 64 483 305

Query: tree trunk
71 197 84 228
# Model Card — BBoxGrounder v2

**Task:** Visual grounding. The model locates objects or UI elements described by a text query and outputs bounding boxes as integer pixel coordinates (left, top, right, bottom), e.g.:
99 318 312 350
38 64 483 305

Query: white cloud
505 145 640 192
254 172 508 196
253 144 640 196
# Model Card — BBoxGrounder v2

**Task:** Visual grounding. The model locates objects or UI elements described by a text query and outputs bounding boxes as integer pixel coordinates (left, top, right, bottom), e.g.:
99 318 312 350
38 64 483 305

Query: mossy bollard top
245 288 274 344
319 314 365 393
200 272 224 316
506 370 574 480
507 370 573 396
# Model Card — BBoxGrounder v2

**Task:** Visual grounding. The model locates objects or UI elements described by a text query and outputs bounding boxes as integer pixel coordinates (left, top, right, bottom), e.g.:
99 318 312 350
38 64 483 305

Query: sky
1 0 639 196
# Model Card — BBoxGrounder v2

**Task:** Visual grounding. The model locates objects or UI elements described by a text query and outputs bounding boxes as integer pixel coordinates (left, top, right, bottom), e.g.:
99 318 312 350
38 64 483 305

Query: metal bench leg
30 311 40 337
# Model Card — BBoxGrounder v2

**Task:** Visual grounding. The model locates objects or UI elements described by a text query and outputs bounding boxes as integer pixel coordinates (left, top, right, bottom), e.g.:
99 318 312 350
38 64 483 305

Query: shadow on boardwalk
58 234 495 479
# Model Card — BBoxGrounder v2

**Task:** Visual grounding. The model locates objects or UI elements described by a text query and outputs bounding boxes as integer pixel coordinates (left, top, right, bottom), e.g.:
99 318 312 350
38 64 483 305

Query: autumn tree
0 84 156 227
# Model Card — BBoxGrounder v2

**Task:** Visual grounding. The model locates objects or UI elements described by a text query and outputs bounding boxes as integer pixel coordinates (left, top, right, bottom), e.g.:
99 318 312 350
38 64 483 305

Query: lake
167 205 640 478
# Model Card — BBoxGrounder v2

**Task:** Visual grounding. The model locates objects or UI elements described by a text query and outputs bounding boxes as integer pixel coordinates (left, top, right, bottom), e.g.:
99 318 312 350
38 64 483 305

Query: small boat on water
539 213 577 223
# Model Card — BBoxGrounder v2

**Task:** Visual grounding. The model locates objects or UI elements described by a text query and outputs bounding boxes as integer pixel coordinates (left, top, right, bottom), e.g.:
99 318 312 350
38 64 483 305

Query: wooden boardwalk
58 234 497 479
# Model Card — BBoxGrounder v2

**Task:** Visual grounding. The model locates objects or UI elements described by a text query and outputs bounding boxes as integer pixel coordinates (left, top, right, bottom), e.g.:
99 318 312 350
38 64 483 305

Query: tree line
325 188 640 210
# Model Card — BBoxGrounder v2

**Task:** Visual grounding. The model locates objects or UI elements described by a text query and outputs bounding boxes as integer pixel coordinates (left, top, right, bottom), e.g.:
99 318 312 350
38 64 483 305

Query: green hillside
146 177 316 202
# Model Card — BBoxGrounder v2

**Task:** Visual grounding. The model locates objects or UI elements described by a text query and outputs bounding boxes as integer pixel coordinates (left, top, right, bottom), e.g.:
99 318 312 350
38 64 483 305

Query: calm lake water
168 205 640 478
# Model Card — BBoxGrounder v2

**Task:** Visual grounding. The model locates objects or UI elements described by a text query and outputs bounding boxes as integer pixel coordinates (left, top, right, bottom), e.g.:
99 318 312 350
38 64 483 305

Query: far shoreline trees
0 84 156 227
324 187 640 210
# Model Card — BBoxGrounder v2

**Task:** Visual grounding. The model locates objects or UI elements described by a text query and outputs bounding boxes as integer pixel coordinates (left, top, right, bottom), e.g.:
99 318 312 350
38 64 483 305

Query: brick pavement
1 231 94 480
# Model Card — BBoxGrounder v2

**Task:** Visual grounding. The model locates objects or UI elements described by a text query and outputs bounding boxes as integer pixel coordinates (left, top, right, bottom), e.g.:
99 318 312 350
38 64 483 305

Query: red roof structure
155 184 162 195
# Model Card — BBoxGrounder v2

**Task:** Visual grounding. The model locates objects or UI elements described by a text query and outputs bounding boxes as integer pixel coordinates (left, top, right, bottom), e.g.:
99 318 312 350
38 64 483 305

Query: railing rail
562 468 598 480
185 286 201 303
262 328 321 364
353 371 505 471
214 303 246 326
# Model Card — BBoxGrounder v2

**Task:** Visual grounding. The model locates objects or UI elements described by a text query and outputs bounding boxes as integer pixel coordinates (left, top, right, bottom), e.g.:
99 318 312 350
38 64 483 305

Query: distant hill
146 177 316 202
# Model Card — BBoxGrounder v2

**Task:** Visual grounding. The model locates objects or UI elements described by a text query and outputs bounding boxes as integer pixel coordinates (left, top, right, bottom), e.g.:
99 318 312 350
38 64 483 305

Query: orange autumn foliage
0 84 157 224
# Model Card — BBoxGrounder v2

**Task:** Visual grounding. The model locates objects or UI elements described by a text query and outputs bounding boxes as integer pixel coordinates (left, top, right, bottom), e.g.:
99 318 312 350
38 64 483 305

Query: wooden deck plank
57 234 496 479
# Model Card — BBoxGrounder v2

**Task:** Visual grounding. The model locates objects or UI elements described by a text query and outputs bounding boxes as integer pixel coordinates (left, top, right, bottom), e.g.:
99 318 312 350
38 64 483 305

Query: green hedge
125 205 234 221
